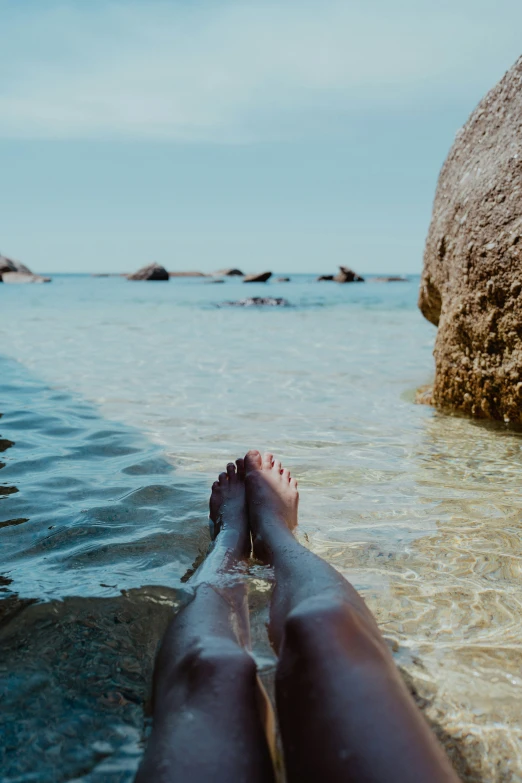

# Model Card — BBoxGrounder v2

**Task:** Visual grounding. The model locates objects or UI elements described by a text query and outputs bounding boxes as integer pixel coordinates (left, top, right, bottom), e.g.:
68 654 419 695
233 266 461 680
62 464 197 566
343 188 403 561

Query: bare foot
209 458 250 559
244 450 299 563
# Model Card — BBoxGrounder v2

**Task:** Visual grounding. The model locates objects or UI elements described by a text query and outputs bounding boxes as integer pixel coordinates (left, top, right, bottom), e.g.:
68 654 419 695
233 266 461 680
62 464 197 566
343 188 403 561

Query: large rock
419 56 522 423
0 254 50 283
127 263 169 281
243 272 272 283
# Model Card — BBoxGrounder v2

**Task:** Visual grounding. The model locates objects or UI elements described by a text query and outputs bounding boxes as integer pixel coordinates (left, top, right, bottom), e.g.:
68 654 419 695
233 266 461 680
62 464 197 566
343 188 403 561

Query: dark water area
0 357 209 782
0 356 210 601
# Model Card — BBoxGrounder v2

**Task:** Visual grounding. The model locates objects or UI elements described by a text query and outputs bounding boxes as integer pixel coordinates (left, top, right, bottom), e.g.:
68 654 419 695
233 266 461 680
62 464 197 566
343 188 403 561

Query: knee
175 638 257 691
281 594 387 665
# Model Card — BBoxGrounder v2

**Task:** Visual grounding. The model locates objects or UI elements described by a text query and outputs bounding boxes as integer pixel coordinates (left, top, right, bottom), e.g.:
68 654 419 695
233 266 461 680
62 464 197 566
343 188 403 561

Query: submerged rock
220 297 290 307
0 254 50 283
419 55 522 423
127 263 169 281
243 272 272 283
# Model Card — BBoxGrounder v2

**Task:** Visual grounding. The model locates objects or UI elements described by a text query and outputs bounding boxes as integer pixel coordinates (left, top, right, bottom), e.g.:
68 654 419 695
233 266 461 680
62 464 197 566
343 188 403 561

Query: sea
1 274 521 782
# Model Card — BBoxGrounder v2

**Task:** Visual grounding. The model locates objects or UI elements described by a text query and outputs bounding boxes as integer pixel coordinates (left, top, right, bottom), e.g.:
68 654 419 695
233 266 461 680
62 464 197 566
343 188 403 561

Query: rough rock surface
419 56 522 423
243 272 272 283
127 263 169 281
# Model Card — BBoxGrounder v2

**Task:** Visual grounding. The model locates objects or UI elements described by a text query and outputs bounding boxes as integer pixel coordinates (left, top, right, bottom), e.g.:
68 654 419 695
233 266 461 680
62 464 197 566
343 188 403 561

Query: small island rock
372 276 408 283
168 271 208 277
334 266 364 283
0 254 51 283
317 267 364 282
243 272 272 283
276 277 291 282
128 263 169 281
214 268 244 277
221 297 289 307
419 55 522 423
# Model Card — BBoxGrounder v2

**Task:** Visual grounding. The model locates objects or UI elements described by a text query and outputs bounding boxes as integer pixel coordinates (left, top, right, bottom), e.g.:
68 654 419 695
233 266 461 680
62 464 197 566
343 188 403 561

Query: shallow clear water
1 274 521 781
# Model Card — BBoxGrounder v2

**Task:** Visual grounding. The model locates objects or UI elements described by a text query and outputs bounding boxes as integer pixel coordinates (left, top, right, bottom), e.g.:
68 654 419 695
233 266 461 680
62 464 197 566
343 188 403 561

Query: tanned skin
135 451 460 783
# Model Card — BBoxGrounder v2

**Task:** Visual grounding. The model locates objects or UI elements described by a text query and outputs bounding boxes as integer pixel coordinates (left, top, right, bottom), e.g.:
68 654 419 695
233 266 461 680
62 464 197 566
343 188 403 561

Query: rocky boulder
419 55 522 423
127 263 169 281
243 272 272 283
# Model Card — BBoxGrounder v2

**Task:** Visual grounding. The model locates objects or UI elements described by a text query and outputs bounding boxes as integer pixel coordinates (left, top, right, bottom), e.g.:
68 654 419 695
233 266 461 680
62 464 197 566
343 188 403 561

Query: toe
290 477 298 489
226 462 236 480
263 452 274 469
245 450 262 472
273 459 282 473
282 468 290 482
212 480 219 489
219 471 228 485
236 458 245 478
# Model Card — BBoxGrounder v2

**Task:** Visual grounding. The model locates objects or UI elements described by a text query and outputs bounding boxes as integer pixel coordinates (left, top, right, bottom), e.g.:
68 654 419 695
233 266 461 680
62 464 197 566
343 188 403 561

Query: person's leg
135 460 275 783
245 450 460 783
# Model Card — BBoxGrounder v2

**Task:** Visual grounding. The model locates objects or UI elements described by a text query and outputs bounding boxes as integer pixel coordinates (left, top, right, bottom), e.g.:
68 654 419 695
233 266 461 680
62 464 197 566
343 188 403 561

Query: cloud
1 0 521 141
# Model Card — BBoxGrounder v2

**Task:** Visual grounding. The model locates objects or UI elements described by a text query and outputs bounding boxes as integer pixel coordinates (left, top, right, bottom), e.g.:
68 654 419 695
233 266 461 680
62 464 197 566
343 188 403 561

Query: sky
1 0 522 275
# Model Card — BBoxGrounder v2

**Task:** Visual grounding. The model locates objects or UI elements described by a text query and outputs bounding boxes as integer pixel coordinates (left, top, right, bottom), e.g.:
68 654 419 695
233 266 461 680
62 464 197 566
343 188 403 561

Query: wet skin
135 451 460 783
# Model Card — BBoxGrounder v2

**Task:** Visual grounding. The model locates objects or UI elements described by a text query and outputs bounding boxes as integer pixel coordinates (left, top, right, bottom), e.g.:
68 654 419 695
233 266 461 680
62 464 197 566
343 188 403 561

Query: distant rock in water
214 268 244 277
419 55 522 423
334 266 364 283
0 254 51 283
317 266 364 283
168 271 208 277
243 272 272 283
220 297 290 307
127 263 169 281
276 277 291 282
372 276 408 283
